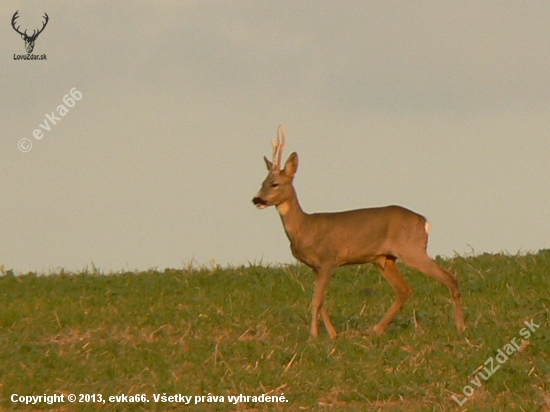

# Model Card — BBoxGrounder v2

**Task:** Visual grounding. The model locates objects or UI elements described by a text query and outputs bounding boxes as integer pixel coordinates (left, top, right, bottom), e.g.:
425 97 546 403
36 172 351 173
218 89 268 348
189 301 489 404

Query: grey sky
2 1 549 273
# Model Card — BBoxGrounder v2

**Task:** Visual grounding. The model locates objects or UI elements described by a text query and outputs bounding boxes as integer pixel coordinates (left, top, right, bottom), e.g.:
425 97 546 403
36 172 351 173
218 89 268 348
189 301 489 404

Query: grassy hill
0 252 548 410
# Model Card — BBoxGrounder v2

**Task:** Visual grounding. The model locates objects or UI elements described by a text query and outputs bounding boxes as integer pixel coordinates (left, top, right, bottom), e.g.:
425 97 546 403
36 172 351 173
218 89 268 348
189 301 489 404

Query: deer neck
276 187 307 240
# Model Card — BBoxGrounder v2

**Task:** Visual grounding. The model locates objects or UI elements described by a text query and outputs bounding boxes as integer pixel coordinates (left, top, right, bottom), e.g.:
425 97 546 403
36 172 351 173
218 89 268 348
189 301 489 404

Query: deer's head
252 125 299 209
12 11 49 54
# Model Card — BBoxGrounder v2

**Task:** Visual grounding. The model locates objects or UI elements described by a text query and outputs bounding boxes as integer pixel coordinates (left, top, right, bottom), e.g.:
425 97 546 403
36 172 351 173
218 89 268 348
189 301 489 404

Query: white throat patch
276 202 290 216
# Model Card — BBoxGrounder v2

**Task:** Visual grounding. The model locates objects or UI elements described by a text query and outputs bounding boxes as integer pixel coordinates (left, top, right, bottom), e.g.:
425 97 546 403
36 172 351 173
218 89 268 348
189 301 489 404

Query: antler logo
11 10 49 54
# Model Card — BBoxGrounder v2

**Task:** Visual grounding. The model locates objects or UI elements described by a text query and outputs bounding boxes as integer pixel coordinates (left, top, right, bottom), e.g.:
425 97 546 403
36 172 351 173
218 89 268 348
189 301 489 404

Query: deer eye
270 182 279 188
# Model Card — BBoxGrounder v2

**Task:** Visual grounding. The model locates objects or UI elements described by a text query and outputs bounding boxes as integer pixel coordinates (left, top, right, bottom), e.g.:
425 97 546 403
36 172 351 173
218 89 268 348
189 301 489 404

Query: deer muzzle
252 197 268 209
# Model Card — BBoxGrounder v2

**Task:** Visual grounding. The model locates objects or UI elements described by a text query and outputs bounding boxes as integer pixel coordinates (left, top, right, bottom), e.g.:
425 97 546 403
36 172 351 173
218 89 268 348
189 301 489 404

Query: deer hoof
371 324 386 336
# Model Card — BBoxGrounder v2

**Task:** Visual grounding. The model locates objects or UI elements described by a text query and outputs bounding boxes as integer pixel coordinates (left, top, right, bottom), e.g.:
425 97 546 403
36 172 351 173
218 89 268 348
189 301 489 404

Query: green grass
0 252 549 411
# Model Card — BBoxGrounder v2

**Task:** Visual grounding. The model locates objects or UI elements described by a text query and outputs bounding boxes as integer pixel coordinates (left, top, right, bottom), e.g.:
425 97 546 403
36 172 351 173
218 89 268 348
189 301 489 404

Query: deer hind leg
372 256 412 336
400 252 466 332
310 267 337 339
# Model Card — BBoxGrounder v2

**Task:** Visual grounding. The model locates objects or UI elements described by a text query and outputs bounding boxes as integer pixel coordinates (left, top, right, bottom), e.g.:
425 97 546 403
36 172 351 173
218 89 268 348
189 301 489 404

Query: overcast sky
2 1 549 273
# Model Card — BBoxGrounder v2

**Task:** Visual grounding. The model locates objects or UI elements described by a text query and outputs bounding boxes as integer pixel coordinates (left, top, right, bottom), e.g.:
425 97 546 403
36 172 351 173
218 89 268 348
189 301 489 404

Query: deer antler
30 13 49 39
270 125 286 170
11 11 25 37
11 11 48 40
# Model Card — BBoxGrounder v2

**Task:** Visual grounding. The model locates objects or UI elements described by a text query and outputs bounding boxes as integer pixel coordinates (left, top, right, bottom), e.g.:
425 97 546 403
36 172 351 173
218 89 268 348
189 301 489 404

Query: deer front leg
320 305 338 339
311 267 337 339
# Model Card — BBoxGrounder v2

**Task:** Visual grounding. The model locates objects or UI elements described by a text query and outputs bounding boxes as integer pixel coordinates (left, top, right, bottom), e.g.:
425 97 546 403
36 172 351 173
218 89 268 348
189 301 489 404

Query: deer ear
284 152 298 176
263 156 273 171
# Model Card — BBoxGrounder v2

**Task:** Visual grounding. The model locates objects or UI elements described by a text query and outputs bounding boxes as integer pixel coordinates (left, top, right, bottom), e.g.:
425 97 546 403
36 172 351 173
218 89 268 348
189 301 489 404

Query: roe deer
252 125 466 338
